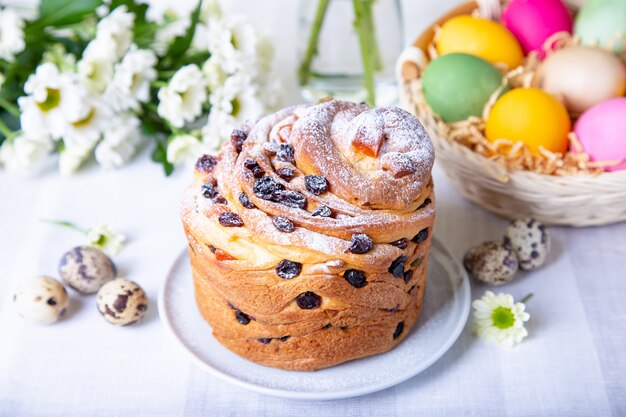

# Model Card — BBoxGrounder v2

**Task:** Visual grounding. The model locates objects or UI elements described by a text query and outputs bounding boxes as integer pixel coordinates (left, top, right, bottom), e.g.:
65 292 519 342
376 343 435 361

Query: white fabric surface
1 1 626 415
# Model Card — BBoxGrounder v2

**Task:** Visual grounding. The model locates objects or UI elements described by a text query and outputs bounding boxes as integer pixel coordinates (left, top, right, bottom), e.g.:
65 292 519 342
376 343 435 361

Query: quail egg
13 276 70 324
463 241 519 285
96 278 148 326
59 246 116 294
505 218 550 270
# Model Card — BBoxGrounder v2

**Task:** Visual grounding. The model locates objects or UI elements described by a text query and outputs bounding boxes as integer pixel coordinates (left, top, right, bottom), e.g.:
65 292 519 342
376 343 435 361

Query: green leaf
29 0 103 30
165 0 202 63
151 140 174 176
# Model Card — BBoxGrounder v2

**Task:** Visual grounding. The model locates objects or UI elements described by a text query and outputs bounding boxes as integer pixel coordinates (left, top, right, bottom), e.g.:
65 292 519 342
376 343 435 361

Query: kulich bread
181 99 435 371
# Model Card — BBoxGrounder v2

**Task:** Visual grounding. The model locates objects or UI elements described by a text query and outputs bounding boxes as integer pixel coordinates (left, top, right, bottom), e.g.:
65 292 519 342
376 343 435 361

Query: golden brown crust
181 99 435 371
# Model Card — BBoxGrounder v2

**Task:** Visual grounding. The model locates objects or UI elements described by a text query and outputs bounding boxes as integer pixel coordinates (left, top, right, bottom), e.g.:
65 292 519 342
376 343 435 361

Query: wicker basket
397 0 626 227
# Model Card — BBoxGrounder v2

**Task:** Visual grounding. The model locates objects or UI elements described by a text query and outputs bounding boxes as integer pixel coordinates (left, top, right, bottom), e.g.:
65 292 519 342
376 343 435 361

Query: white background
1 1 625 416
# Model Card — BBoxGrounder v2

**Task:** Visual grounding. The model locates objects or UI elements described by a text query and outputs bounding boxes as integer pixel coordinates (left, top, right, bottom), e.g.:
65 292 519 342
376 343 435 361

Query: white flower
0 133 53 173
97 5 135 59
473 291 531 348
78 36 117 93
201 109 229 152
107 46 157 111
157 64 207 128
153 17 190 56
18 63 82 139
86 224 127 255
205 16 260 74
166 134 200 164
0 7 25 62
209 73 264 122
199 0 222 22
62 96 112 150
202 56 227 92
94 114 143 170
141 0 198 24
59 145 92 175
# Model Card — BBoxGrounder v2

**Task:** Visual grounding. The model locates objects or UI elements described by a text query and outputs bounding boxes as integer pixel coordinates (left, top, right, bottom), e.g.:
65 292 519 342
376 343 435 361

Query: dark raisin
348 233 374 254
322 323 332 330
195 154 217 173
274 190 307 209
230 129 247 152
258 338 271 344
393 322 405 339
211 194 227 205
235 310 251 325
47 298 57 306
311 205 332 217
253 176 284 200
418 198 432 210
277 336 290 342
390 238 408 249
238 192 255 209
344 269 367 288
201 183 217 199
296 292 321 309
208 245 217 253
277 166 295 181
218 212 244 227
243 158 264 178
277 143 295 164
304 175 328 195
273 216 295 233
275 260 302 279
413 228 429 243
403 269 413 284
388 255 408 278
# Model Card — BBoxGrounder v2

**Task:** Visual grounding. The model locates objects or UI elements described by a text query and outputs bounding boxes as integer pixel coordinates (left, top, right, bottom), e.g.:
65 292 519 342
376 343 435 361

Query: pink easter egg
574 98 626 172
502 0 573 56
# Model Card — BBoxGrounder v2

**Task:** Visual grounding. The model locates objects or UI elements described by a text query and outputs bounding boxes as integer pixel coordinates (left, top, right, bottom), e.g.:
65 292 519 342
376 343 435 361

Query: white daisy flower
94 114 143 170
205 16 259 74
157 64 207 128
0 133 53 173
59 144 92 175
18 63 82 139
62 96 112 150
473 291 531 348
166 133 200 164
140 0 198 24
201 56 227 92
210 73 264 122
96 5 135 59
199 0 222 22
201 109 229 152
86 224 127 255
0 7 25 62
153 16 191 56
78 36 117 93
107 46 157 111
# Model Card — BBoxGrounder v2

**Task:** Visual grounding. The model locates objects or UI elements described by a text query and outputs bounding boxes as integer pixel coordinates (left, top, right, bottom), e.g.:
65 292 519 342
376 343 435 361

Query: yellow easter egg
437 15 524 70
486 88 571 154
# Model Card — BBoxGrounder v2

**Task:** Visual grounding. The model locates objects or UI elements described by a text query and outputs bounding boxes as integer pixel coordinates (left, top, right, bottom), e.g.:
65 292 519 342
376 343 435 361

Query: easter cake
181 99 436 371
398 0 626 226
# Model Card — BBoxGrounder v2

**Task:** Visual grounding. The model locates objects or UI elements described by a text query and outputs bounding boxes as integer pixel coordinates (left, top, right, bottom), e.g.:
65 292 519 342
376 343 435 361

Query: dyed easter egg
574 98 626 171
422 53 504 123
535 46 626 114
575 0 626 54
436 15 524 69
502 0 573 55
486 88 571 154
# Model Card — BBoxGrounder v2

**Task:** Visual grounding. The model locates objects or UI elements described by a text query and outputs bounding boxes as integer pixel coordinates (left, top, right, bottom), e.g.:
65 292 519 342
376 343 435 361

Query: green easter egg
575 0 626 54
422 53 504 123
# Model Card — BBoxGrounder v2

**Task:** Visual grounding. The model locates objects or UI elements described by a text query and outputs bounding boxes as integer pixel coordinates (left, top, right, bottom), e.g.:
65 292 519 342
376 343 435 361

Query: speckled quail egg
96 278 148 326
505 218 550 270
59 246 116 294
13 276 70 324
463 241 519 285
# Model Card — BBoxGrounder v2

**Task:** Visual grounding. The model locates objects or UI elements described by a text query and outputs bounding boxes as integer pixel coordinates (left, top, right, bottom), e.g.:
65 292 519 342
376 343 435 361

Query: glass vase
297 0 404 106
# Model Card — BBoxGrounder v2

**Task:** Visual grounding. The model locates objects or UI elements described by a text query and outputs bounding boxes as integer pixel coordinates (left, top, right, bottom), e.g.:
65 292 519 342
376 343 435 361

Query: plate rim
158 238 471 401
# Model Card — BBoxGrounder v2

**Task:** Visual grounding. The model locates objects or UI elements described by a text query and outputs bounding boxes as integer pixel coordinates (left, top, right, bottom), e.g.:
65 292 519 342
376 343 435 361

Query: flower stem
41 219 87 234
0 119 14 139
298 0 330 86
0 98 20 118
353 0 376 106
361 0 382 71
520 293 534 304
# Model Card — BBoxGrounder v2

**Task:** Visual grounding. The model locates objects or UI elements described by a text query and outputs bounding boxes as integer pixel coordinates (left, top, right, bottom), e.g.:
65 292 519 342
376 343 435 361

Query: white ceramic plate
158 238 470 400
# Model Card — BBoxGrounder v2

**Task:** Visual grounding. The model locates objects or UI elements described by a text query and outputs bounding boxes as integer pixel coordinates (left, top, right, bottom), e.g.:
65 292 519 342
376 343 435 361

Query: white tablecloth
1 1 626 415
